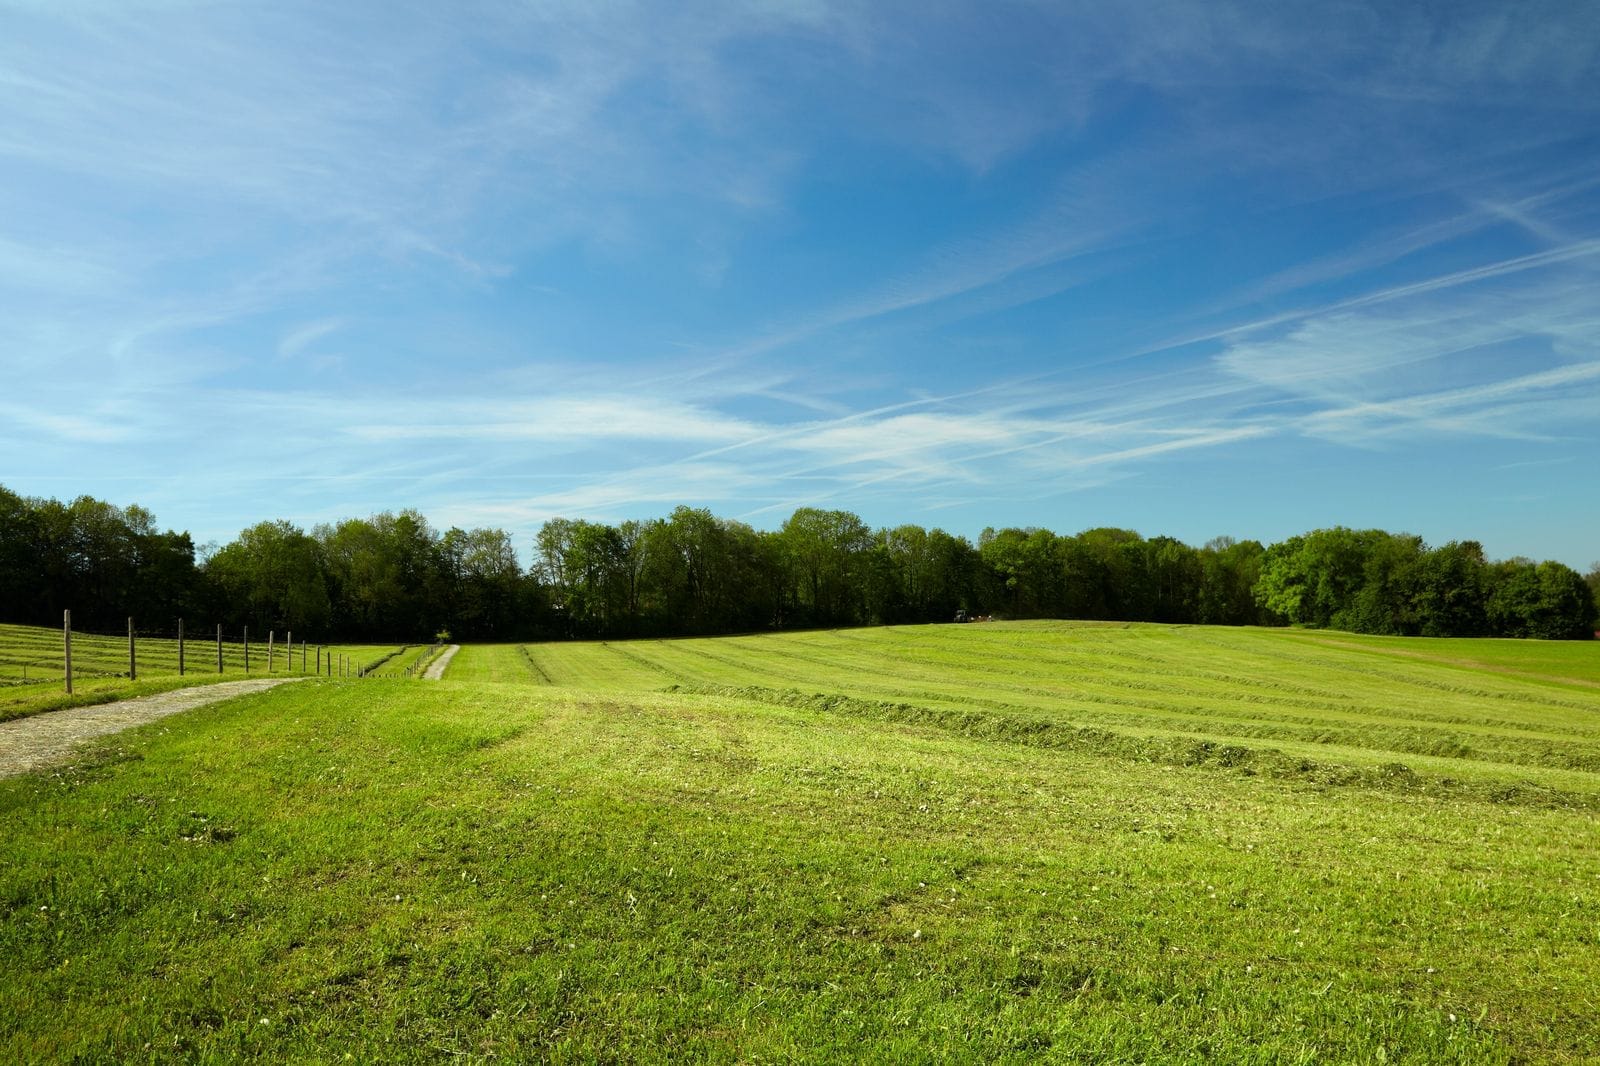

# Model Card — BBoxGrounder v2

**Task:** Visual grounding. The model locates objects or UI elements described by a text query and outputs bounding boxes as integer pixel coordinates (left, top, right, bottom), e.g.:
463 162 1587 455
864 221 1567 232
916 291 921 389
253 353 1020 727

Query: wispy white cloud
0 402 135 444
343 396 759 446
689 179 1132 374
1209 178 1596 317
435 385 1277 524
1198 239 1600 356
0 235 120 293
4 1 1598 567
1210 231 1600 447
1297 361 1600 443
1493 455 1577 471
277 318 345 362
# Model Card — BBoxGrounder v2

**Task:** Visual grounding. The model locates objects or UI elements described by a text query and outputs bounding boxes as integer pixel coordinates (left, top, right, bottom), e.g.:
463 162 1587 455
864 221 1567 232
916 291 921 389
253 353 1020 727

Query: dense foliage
1 485 1593 641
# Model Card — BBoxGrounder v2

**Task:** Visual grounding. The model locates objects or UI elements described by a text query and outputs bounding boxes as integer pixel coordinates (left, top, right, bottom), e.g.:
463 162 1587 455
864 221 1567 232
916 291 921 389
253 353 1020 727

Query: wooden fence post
216 623 223 673
178 617 185 676
128 617 136 681
268 631 274 674
244 627 250 673
286 631 292 674
63 609 72 695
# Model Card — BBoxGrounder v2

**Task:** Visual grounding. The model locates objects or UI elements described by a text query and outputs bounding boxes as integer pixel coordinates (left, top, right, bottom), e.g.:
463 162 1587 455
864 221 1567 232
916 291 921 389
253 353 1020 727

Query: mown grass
2 623 1597 1062
363 644 460 679
450 624 1600 796
1277 628 1600 687
0 623 405 722
443 643 546 685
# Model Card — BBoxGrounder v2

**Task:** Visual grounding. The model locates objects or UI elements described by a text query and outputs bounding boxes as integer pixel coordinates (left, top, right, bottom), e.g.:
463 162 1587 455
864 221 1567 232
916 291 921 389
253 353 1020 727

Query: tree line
1 484 1594 641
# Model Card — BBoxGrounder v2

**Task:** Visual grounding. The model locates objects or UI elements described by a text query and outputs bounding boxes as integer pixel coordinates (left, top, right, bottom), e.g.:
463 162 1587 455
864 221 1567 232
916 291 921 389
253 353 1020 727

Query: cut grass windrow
668 682 1600 812
3 623 1597 1062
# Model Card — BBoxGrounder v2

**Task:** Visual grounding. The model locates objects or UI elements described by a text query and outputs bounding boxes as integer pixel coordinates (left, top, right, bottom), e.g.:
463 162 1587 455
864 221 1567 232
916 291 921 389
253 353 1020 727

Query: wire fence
361 642 446 678
0 614 402 693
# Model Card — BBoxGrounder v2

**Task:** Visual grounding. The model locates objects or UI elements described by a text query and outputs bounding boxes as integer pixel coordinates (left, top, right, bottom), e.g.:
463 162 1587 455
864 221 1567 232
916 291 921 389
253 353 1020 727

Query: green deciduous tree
1488 559 1594 640
778 508 873 627
2 480 1590 643
1414 541 1488 637
1198 537 1267 626
440 526 523 639
207 520 331 633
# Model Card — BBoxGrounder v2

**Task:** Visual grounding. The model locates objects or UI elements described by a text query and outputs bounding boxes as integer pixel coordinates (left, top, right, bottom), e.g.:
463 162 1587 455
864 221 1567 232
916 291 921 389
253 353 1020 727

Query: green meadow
0 622 408 722
2 622 1597 1062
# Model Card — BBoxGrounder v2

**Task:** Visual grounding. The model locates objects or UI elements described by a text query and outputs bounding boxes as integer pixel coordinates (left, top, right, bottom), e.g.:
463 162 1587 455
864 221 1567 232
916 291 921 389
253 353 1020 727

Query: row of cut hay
519 623 1600 782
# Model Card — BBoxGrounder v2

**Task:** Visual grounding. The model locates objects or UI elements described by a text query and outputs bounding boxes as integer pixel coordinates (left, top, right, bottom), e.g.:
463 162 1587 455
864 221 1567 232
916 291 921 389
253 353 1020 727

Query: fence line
0 616 343 693
0 616 432 693
359 643 444 678
406 642 446 678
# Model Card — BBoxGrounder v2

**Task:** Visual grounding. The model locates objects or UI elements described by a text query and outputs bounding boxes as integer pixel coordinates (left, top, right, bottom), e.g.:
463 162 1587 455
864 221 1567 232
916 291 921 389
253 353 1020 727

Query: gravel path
0 678 306 778
423 645 460 680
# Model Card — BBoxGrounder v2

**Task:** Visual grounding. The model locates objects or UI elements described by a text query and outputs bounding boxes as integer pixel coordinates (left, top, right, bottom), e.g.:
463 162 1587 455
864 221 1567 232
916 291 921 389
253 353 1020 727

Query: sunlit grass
0 623 405 721
3 623 1597 1061
455 622 1600 795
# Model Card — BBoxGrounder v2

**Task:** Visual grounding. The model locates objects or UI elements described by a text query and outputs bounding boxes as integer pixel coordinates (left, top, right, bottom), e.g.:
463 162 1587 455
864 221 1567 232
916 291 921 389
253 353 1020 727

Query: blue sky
3 1 1598 568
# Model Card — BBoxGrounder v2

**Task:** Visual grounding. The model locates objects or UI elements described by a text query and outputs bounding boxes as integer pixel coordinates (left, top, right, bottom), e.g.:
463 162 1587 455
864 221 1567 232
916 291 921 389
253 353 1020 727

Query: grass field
364 643 448 679
464 623 1600 801
0 623 407 722
2 622 1597 1061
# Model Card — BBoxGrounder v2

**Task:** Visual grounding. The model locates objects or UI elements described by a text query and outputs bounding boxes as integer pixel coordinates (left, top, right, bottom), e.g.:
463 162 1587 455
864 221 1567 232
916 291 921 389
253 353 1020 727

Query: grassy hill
461 623 1600 803
3 622 1596 1061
